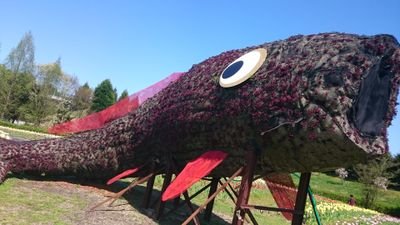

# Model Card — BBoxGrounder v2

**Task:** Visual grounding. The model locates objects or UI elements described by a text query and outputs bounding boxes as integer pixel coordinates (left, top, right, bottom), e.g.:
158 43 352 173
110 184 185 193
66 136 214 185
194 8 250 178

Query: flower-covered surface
304 201 400 225
0 33 400 183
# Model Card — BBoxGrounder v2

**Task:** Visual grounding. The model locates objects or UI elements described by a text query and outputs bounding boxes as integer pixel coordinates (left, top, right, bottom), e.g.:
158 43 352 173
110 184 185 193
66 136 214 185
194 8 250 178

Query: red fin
162 151 228 201
264 173 297 221
107 167 140 185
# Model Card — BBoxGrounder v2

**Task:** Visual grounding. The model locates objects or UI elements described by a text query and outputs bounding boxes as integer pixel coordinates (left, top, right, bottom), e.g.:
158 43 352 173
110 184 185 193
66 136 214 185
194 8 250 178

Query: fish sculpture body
1 33 400 183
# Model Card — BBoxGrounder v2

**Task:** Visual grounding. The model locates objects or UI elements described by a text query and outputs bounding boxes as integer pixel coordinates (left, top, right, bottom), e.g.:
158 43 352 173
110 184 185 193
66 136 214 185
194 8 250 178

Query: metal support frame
156 169 173 220
292 173 311 225
221 179 259 225
237 172 311 225
241 204 301 214
182 191 201 225
102 155 312 225
163 181 213 218
156 158 203 224
308 187 322 225
232 150 257 225
182 167 244 225
142 173 156 209
222 149 311 225
101 160 311 225
204 177 220 221
90 173 154 211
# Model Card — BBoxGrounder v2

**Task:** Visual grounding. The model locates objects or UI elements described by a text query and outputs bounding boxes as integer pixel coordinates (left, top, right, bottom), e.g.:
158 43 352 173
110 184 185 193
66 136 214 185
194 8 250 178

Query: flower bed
305 201 400 225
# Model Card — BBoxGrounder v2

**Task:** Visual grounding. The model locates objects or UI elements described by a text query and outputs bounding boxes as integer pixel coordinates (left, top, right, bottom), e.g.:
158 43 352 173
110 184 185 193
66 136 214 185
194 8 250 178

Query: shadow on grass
9 174 231 225
113 183 230 225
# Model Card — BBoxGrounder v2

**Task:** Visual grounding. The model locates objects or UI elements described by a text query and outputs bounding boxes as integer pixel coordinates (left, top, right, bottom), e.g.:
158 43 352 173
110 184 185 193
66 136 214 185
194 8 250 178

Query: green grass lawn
0 178 86 225
292 173 400 217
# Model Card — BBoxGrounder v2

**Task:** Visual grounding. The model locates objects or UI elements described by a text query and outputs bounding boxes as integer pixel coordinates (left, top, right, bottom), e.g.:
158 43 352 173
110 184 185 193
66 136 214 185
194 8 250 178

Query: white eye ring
219 48 267 88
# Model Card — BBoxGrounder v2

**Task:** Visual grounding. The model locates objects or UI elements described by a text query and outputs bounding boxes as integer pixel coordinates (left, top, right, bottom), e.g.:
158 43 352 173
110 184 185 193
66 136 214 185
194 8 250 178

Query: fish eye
219 48 267 88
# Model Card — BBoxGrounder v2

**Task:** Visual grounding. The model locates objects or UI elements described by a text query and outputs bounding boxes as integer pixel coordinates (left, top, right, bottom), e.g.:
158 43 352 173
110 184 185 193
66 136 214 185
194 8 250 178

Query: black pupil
222 60 244 79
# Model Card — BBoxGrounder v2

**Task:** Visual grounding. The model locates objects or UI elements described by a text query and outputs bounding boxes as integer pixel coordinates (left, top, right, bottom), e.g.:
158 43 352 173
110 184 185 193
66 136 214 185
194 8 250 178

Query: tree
389 154 400 190
23 63 60 125
118 89 129 101
0 65 12 116
353 153 398 208
90 79 117 112
21 59 79 125
55 100 73 124
23 83 55 125
5 31 35 74
113 88 118 102
4 72 35 122
1 32 35 119
41 58 78 99
72 82 93 111
0 64 35 122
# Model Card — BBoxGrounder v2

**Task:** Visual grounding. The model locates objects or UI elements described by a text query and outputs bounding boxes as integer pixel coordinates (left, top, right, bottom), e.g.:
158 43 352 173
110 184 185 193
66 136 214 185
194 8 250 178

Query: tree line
0 32 128 126
334 153 400 209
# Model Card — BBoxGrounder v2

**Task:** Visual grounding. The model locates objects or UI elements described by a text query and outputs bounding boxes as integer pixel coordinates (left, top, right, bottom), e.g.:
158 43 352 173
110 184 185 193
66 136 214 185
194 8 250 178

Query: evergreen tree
113 88 118 102
389 154 400 190
118 89 129 101
91 79 116 112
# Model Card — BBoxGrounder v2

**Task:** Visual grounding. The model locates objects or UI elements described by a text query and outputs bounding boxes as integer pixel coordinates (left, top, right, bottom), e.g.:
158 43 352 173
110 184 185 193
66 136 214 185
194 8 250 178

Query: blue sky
0 0 399 155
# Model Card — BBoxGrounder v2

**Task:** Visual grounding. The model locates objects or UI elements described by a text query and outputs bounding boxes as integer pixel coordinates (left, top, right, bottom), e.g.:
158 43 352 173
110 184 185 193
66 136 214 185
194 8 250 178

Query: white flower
335 168 348 179
373 177 389 190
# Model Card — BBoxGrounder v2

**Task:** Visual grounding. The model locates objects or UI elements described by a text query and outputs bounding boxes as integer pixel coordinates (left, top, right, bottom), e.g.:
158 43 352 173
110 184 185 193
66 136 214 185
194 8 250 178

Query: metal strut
204 177 220 221
182 167 244 225
229 149 311 225
292 173 311 225
232 150 257 225
142 173 156 209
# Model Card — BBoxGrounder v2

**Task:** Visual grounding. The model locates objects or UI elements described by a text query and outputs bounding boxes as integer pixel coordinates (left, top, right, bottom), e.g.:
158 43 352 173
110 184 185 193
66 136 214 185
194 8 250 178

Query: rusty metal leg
182 191 200 225
204 177 220 221
232 151 257 225
292 173 311 225
182 167 244 225
223 180 258 225
156 170 173 220
163 182 212 218
142 174 156 208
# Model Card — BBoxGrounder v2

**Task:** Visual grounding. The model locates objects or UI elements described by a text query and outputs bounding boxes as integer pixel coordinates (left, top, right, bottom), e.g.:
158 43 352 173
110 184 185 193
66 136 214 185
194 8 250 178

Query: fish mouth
349 49 394 137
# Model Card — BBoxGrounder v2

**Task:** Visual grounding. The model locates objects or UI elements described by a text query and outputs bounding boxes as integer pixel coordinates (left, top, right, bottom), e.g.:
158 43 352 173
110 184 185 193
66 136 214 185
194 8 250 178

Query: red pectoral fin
107 167 140 185
161 150 228 202
264 173 297 221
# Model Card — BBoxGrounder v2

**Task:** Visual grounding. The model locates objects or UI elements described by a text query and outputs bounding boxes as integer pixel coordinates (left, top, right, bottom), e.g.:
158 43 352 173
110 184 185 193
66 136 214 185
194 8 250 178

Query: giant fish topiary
0 32 399 224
